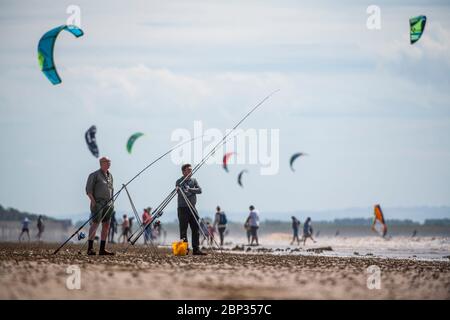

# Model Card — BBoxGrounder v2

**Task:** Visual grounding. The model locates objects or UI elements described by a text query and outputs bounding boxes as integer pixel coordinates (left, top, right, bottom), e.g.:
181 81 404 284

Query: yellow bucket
172 240 188 256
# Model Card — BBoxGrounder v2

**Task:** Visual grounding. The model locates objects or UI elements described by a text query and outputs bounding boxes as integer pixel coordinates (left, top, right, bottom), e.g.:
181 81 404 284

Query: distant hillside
19 205 450 227
0 204 72 228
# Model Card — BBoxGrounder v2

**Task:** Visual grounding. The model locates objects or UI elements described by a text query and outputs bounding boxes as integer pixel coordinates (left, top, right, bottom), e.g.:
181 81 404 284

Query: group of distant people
199 207 316 248
18 215 45 242
198 205 260 247
290 216 316 246
200 206 228 247
106 208 166 245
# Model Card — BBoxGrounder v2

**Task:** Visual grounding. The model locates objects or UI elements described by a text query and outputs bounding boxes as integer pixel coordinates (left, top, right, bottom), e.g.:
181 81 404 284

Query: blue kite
37 25 84 85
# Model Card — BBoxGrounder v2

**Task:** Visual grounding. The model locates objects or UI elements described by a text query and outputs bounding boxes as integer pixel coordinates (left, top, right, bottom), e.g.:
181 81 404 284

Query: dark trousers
178 207 200 250
218 227 226 246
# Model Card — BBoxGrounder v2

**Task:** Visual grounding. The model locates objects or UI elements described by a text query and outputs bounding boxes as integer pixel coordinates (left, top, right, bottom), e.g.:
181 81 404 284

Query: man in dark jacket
176 163 206 255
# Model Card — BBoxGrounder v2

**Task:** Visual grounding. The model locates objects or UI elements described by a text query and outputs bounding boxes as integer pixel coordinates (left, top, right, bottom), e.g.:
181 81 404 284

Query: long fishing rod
53 135 203 255
128 90 279 244
122 184 160 256
129 90 279 245
123 184 142 226
77 196 117 255
127 132 237 242
179 187 222 254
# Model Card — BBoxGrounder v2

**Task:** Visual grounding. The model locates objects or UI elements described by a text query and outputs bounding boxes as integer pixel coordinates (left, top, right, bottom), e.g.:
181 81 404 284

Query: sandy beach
0 242 449 300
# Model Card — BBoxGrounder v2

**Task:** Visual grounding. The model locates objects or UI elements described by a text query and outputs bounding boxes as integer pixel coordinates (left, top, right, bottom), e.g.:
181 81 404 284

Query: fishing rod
178 187 222 254
76 196 117 255
127 132 236 243
53 135 204 255
129 90 279 245
123 184 142 226
122 184 160 256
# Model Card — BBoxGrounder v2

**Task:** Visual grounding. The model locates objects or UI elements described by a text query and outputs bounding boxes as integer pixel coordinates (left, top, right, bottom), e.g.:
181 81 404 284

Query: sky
0 0 449 222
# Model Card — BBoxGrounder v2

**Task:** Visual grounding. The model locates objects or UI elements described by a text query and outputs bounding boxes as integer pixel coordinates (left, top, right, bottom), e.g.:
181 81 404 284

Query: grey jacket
86 169 114 201
176 176 202 208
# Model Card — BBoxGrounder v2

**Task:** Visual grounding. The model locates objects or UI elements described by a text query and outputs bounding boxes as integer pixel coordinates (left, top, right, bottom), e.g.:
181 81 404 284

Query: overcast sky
0 0 449 221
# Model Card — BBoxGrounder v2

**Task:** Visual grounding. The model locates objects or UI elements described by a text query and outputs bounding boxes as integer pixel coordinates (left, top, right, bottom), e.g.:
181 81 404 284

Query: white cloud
1 0 450 217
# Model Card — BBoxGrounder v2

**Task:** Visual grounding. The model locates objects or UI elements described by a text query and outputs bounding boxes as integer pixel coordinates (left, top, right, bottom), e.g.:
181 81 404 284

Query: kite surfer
372 204 388 237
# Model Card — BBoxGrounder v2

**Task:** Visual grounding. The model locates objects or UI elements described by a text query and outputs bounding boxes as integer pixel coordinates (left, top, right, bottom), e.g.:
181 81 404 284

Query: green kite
127 132 144 154
410 15 426 45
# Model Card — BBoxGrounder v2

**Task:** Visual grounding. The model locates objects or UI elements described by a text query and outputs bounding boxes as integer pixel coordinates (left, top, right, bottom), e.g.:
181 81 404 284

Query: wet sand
0 242 449 299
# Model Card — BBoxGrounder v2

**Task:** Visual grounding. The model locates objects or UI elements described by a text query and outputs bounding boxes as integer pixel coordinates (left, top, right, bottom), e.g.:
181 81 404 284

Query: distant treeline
0 204 72 228
423 219 450 226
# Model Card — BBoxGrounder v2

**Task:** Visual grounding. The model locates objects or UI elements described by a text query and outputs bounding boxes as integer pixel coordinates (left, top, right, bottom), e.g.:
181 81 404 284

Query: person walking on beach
108 211 117 244
290 216 301 245
142 207 152 244
19 217 30 242
85 156 115 255
247 205 260 246
176 163 206 255
207 222 215 246
302 217 316 245
152 220 165 244
213 206 228 246
36 215 45 241
120 215 130 244
244 217 251 244
129 217 135 235
156 220 167 244
200 218 209 245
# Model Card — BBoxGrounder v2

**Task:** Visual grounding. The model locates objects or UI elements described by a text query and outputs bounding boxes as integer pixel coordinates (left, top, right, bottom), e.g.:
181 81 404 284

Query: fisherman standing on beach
85 156 115 255
176 163 206 255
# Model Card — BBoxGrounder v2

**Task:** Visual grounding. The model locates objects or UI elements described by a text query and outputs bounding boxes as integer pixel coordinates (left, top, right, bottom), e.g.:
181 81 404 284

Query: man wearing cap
85 156 115 255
